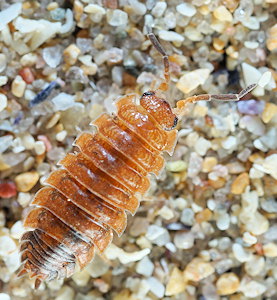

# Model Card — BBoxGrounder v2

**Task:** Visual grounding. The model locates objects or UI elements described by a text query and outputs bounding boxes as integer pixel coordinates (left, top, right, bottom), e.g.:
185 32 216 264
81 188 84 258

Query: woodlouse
18 32 259 288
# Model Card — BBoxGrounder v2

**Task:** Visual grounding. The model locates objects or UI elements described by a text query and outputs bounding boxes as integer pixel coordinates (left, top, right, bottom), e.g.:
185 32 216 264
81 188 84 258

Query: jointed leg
174 83 257 118
147 28 170 92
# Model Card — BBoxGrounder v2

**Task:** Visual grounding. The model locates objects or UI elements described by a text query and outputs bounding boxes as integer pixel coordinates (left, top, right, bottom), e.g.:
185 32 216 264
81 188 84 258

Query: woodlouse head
140 91 178 131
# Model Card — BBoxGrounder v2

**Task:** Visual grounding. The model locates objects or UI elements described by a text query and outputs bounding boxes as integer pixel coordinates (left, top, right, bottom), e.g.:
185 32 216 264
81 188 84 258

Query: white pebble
181 208 195 226
56 286 75 300
242 63 264 96
17 192 31 207
52 93 75 111
129 0 147 15
147 277 165 298
105 244 150 264
258 71 272 88
34 141 46 155
245 256 265 276
221 136 237 150
232 243 252 262
107 9 128 27
72 269 90 287
21 133 35 150
185 26 203 42
240 115 265 136
158 30 184 43
242 16 260 30
243 232 257 245
84 4 105 22
146 225 170 246
20 53 38 66
216 213 230 230
0 76 8 86
56 130 67 142
0 293 10 300
174 231 194 249
0 93 7 112
86 254 109 278
0 3 22 31
194 137 211 156
0 236 17 256
136 256 154 277
10 221 25 239
158 206 174 220
0 54 7 73
151 2 167 18
240 280 266 298
176 3 196 17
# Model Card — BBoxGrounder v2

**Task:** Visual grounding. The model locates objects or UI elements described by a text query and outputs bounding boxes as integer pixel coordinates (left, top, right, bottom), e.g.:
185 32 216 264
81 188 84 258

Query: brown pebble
15 171 39 192
195 208 212 223
231 172 249 195
18 67 35 84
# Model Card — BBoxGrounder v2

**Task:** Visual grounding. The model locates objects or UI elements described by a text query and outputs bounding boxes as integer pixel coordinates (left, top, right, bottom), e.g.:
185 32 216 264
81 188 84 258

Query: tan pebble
213 38 226 51
263 243 277 257
249 153 264 163
195 208 212 223
20 53 38 67
80 64 98 76
15 172 39 192
216 273 240 295
231 172 249 194
11 75 26 98
0 155 10 171
226 45 239 59
158 206 174 220
176 69 211 94
89 103 104 120
165 267 187 296
193 104 208 117
211 18 228 33
222 0 239 12
63 44 81 65
208 177 226 189
166 161 187 172
213 5 233 22
261 102 277 123
199 5 210 15
113 290 137 300
243 232 257 245
184 258 214 282
266 24 277 51
46 112 61 129
47 2 58 10
73 0 84 22
202 157 218 173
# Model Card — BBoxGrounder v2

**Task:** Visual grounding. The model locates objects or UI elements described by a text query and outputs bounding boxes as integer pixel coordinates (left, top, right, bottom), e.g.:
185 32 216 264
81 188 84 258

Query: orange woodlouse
17 32 258 288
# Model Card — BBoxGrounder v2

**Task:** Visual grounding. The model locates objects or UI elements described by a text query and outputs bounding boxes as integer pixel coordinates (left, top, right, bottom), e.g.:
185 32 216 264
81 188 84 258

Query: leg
147 28 170 92
174 83 257 117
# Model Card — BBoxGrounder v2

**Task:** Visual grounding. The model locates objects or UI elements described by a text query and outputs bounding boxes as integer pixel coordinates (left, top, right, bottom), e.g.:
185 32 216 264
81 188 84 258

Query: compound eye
142 91 155 97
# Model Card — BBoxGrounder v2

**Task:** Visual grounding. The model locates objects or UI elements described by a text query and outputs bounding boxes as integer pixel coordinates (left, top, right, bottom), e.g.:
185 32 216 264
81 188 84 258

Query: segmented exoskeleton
18 32 258 288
